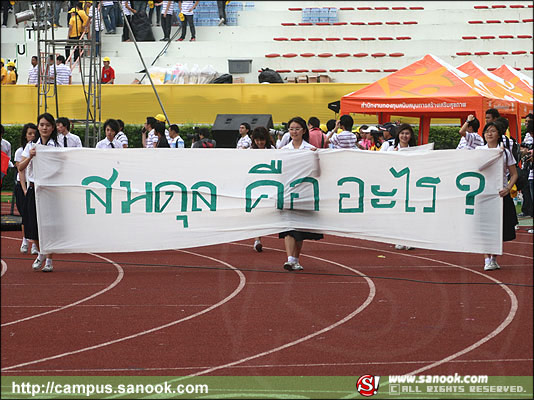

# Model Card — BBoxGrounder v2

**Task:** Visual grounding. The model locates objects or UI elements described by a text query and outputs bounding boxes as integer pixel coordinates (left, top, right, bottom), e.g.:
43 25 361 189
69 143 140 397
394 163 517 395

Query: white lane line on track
311 239 520 377
163 243 376 381
9 358 533 373
1 253 124 327
1 250 246 372
1 259 7 277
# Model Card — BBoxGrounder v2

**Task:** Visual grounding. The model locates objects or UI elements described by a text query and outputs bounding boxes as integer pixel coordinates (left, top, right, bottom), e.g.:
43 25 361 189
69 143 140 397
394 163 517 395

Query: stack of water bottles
192 1 253 26
302 7 338 24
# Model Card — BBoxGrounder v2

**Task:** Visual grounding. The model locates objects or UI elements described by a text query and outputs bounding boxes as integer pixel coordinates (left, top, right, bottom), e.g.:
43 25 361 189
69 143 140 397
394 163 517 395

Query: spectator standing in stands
236 122 252 149
115 119 129 148
149 0 162 26
176 0 199 42
326 115 357 149
457 114 483 150
87 1 103 56
27 55 38 85
101 57 115 84
5 61 17 84
157 0 174 41
121 1 135 42
168 124 185 148
56 117 83 147
54 55 72 85
1 2 10 27
217 0 227 26
96 119 122 148
0 58 7 85
307 116 327 148
102 0 117 34
52 1 65 28
66 2 88 62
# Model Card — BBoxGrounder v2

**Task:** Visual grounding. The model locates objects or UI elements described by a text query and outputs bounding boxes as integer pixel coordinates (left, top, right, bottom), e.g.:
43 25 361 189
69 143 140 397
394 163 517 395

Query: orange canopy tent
340 54 530 144
492 64 533 101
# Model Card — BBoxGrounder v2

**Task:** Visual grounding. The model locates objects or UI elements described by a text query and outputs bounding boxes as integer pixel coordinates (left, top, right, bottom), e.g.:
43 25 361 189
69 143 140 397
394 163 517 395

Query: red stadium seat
333 22 348 25
480 35 496 39
518 35 533 38
392 7 407 10
282 53 298 58
523 19 534 22
487 67 497 71
462 36 477 39
499 35 514 38
340 7 355 10
357 7 372 10
474 51 490 55
396 36 412 40
468 20 484 24
308 38 323 41
276 70 291 73
336 53 351 57
486 20 501 23
281 23 296 26
350 22 366 25
389 52 405 57
372 53 387 57
525 67 534 70
325 37 341 41
493 51 509 55
300 53 315 57
293 69 309 73
474 5 489 8
510 4 524 7
511 50 526 54
353 53 369 57
290 38 306 41
403 21 418 24
504 20 520 23
409 7 424 10
318 53 333 57
366 69 381 72
312 69 327 73
368 22 383 25
273 37 288 41
383 69 398 72
348 69 363 72
265 53 280 58
456 52 472 56
343 37 358 41
386 21 401 25
360 37 376 40
316 22 331 26
491 4 506 8
374 7 389 10
329 69 345 72
288 8 302 11
378 37 394 40
298 22 313 26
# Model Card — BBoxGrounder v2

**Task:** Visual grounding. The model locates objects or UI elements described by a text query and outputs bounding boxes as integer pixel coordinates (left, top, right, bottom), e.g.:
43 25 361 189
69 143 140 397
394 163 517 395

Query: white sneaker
253 240 263 252
20 242 28 253
395 244 404 250
32 257 44 271
484 260 500 271
31 244 39 255
283 261 303 271
218 18 225 26
42 264 53 272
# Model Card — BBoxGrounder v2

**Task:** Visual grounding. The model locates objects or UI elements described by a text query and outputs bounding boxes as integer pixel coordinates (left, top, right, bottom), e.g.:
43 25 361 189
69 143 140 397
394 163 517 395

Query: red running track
1 231 532 376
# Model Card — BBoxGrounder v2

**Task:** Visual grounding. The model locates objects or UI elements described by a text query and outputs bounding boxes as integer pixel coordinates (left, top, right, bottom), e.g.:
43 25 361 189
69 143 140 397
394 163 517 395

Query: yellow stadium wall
1 83 454 126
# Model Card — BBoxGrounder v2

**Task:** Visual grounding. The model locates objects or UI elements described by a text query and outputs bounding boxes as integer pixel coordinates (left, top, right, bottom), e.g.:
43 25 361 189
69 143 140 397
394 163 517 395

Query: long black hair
20 123 38 149
482 121 504 145
251 126 274 149
37 112 58 146
393 123 416 147
287 116 310 143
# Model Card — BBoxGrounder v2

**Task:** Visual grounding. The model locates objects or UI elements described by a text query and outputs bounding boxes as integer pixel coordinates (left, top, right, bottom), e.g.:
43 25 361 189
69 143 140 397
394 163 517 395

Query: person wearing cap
101 57 115 84
5 61 17 84
0 58 7 85
154 113 171 143
359 126 379 150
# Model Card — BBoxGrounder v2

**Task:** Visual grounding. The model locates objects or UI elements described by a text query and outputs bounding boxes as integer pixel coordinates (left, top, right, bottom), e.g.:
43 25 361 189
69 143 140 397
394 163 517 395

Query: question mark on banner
456 172 485 215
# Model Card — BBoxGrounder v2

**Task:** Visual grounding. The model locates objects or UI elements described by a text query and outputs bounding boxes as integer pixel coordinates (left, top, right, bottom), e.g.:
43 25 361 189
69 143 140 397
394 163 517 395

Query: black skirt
14 182 25 217
22 185 39 241
279 230 324 241
503 194 517 242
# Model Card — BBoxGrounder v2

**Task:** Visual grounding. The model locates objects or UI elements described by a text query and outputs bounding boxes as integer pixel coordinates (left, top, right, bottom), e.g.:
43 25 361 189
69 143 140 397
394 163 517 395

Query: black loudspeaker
328 100 340 114
211 114 274 148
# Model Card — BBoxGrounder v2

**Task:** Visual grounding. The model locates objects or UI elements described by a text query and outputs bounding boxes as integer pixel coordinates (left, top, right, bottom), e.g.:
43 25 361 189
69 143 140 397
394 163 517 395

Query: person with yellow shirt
0 58 7 85
66 2 89 62
5 61 17 84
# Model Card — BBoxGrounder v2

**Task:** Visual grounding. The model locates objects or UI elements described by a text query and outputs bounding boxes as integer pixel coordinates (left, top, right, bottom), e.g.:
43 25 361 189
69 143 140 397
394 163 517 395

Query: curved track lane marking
1 253 124 327
1 250 246 372
170 243 376 379
312 239 519 376
1 260 7 277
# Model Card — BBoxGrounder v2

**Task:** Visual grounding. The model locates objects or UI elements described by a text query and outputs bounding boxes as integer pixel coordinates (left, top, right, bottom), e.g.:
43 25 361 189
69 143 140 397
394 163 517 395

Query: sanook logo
356 375 380 397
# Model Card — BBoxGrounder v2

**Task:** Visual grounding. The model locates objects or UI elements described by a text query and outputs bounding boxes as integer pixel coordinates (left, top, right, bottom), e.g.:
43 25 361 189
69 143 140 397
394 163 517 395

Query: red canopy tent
340 54 532 144
492 64 533 103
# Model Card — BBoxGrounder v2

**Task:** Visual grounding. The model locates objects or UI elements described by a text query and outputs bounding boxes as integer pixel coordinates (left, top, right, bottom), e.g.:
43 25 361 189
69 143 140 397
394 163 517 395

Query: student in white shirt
457 114 484 150
236 122 252 149
387 123 416 152
169 124 185 148
279 117 322 272
176 0 199 41
13 123 38 255
96 119 122 148
476 121 518 271
115 119 129 148
17 113 60 272
27 56 38 85
56 117 83 147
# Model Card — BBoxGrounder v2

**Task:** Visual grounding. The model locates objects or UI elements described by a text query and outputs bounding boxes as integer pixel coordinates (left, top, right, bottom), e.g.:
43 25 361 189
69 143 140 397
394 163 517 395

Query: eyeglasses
289 127 304 132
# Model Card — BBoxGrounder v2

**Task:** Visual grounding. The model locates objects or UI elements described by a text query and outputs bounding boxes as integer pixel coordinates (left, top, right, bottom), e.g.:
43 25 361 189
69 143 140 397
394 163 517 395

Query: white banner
34 147 504 255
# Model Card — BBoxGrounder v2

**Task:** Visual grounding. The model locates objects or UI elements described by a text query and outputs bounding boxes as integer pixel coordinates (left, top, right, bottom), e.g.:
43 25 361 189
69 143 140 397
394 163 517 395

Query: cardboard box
233 77 245 83
297 75 308 83
319 74 331 83
308 74 318 83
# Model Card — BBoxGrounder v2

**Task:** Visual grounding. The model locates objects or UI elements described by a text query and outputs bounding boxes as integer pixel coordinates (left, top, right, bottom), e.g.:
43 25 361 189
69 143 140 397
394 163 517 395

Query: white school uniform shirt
282 140 316 150
180 1 196 15
169 136 185 148
21 138 58 183
57 132 83 148
28 64 38 85
14 147 25 182
387 144 412 152
276 131 291 149
95 137 122 148
236 135 252 149
476 145 516 187
457 131 484 150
